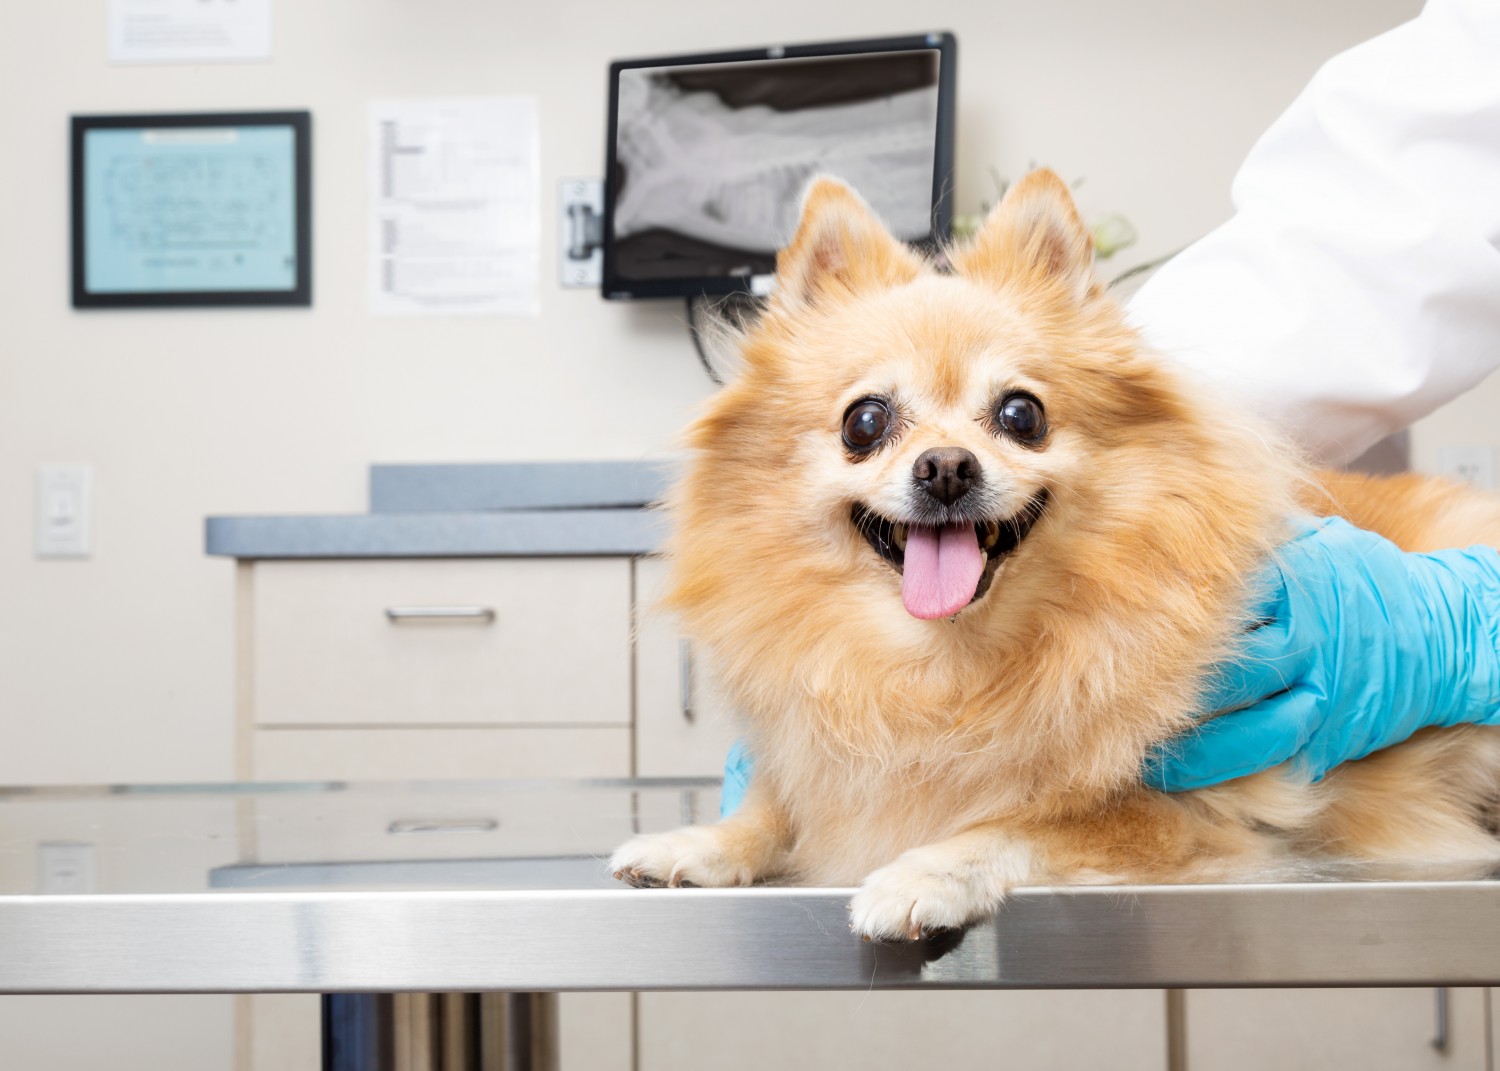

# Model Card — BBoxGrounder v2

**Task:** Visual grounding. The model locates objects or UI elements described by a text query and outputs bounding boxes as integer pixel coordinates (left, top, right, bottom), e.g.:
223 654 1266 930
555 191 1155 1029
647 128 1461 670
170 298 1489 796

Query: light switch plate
38 842 96 894
1438 445 1495 489
558 178 603 288
35 464 93 558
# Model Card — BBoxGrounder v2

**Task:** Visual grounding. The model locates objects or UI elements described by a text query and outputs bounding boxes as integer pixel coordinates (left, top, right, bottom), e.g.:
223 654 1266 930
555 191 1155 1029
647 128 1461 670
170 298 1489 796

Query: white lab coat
1128 0 1500 467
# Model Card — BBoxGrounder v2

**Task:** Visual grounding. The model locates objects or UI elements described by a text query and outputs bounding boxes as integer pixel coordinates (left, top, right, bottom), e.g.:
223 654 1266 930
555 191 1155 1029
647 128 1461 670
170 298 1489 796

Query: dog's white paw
848 839 1033 942
610 825 755 889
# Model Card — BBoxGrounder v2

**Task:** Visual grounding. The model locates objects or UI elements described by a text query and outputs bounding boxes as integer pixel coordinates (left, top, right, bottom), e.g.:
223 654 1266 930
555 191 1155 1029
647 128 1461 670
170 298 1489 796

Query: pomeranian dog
610 169 1500 941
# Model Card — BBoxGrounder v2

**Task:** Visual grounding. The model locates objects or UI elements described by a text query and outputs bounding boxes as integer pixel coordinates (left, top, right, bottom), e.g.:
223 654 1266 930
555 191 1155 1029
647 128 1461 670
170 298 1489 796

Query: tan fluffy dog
610 169 1500 941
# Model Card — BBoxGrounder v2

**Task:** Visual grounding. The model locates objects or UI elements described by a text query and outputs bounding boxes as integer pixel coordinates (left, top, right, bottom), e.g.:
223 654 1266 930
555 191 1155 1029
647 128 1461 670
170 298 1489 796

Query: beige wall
0 0 1425 784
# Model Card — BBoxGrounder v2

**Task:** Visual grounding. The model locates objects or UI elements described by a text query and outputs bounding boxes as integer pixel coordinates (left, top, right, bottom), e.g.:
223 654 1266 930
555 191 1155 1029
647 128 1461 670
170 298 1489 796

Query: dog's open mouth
851 492 1049 620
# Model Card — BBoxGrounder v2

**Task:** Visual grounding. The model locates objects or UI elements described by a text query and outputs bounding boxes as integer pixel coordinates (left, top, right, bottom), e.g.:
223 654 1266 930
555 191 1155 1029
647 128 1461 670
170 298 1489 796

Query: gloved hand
1146 516 1500 791
720 739 753 818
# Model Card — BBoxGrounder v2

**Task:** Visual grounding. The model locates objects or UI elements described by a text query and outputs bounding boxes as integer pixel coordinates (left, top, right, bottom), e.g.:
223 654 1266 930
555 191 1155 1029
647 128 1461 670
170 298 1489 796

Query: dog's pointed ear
771 177 924 311
951 169 1098 301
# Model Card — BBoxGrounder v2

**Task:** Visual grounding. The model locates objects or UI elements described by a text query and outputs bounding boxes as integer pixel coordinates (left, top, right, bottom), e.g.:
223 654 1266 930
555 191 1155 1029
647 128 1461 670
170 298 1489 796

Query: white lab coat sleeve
1127 0 1500 467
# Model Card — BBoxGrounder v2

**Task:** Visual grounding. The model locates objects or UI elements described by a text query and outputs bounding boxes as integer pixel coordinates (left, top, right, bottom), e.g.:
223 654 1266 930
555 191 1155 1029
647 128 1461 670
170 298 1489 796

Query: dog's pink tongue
901 523 985 620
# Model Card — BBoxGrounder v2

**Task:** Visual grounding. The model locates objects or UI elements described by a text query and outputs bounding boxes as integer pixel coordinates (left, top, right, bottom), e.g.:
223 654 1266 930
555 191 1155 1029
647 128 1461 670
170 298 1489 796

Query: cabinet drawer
640 991 1166 1071
253 726 630 781
252 559 631 727
249 773 636 864
1187 988 1489 1071
633 558 743 778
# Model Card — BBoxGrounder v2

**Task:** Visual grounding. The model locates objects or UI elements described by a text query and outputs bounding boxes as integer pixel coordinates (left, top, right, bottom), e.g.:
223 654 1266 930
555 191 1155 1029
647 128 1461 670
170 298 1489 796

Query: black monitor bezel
71 110 313 309
601 33 956 301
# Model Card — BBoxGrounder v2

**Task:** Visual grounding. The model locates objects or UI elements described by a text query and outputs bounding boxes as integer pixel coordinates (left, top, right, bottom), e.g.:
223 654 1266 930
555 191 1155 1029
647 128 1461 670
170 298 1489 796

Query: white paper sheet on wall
368 98 541 318
108 0 272 64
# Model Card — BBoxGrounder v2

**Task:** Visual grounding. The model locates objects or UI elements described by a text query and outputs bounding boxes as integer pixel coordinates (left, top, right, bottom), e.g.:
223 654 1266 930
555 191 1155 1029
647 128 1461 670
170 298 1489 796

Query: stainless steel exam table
0 778 1495 1070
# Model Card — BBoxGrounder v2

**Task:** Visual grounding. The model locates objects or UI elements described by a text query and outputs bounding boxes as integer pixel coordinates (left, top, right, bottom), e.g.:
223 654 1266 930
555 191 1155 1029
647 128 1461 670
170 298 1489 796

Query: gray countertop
205 461 673 559
204 507 666 559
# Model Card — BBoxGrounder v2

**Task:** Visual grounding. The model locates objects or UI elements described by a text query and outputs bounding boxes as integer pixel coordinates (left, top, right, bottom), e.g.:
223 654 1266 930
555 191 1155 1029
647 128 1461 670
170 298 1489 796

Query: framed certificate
71 111 312 308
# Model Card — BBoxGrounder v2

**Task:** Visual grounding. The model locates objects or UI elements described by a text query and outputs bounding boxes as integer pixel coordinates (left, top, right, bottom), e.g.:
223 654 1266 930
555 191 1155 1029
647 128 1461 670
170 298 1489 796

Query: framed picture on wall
70 111 312 308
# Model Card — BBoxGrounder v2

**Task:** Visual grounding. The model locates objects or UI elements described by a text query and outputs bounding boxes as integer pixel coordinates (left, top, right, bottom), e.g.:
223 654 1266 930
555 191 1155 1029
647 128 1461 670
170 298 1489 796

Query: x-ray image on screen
609 49 942 286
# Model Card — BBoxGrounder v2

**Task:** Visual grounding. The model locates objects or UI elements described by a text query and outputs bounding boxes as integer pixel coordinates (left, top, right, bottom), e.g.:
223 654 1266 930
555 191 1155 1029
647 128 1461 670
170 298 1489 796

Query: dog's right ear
771 177 924 312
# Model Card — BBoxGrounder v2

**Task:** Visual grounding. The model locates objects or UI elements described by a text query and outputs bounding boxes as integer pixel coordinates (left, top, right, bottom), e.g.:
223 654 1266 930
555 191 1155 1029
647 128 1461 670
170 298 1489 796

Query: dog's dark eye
995 393 1047 443
842 399 892 452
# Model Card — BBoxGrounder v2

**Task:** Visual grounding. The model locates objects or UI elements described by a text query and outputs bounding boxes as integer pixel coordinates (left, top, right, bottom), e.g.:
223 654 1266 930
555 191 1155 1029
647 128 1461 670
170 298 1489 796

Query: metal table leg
323 994 394 1071
323 992 558 1071
481 993 559 1071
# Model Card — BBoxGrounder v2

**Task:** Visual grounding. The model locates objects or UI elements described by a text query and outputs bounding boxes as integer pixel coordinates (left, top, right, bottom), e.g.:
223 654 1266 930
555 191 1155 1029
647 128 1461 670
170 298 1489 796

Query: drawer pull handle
385 606 496 624
387 818 499 836
679 639 695 723
1432 987 1449 1052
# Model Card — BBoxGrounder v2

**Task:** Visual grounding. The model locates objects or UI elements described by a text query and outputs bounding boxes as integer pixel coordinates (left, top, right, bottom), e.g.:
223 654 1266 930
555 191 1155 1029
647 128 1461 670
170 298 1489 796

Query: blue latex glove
1147 516 1500 791
721 739 752 818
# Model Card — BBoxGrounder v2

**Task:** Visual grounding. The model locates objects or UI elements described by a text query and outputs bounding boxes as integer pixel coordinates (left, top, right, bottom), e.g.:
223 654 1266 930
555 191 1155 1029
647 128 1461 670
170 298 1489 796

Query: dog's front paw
609 825 756 889
848 839 1033 942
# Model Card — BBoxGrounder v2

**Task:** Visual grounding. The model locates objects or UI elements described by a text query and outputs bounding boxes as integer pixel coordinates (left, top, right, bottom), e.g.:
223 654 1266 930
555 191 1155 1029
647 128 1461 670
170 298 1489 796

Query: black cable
684 294 724 385
686 290 770 385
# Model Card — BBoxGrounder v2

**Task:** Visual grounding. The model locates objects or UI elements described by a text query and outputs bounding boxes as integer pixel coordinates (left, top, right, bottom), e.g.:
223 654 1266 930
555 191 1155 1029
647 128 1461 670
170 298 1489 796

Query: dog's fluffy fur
610 170 1500 940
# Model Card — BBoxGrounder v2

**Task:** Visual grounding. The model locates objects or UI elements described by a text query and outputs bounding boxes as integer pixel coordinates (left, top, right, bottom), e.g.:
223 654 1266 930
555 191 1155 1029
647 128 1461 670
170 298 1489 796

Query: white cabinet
251 725 630 781
639 990 1169 1071
241 994 319 1071
1183 988 1491 1071
233 555 642 1071
237 555 740 783
250 558 632 729
237 558 634 782
1490 989 1500 1066
0 995 234 1071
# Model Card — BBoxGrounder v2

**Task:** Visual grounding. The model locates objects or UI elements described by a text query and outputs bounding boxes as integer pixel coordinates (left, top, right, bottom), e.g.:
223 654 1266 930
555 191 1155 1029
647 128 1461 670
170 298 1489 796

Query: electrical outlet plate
1438 445 1495 489
558 178 603 288
38 842 96 894
35 464 93 558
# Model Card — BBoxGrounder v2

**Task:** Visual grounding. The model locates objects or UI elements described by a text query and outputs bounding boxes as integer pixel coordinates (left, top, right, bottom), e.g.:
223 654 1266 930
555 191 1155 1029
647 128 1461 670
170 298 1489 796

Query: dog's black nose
913 447 981 506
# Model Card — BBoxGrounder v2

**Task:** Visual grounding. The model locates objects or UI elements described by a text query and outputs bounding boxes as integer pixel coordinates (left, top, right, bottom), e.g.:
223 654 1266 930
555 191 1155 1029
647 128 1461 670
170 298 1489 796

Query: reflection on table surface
7 778 1500 994
0 778 719 897
5 776 1500 900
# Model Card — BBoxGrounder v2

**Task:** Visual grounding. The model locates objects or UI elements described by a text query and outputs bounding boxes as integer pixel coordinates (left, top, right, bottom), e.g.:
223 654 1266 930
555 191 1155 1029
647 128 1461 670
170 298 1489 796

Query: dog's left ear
951 169 1099 302
772 177 925 312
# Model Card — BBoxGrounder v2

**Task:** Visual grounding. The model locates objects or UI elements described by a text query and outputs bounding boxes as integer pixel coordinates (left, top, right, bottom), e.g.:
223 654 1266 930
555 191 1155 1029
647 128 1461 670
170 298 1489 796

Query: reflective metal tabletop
1 778 1497 993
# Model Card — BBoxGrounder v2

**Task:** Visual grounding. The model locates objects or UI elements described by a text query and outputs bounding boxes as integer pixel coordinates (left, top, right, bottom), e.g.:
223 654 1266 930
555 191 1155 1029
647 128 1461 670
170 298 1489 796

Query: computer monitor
601 33 957 301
